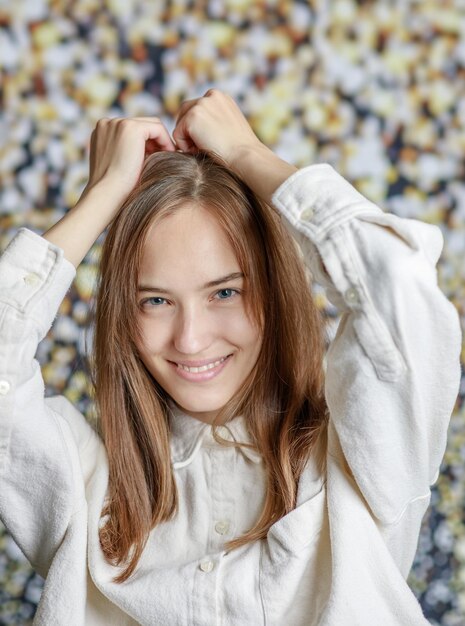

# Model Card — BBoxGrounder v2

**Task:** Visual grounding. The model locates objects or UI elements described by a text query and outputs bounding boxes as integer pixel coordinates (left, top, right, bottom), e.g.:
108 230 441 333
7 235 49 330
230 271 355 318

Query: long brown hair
89 149 329 583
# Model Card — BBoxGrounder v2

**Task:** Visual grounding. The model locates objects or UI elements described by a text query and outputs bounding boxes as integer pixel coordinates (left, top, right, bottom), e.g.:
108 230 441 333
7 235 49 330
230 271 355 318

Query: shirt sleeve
0 227 94 577
271 163 463 526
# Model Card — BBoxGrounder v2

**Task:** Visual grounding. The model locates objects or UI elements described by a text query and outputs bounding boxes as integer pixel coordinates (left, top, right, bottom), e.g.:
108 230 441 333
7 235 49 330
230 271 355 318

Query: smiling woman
92 147 328 583
0 90 461 626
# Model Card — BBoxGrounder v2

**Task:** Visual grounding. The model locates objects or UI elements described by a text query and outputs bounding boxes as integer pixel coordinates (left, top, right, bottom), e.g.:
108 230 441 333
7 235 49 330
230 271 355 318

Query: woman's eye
215 288 239 300
142 297 167 306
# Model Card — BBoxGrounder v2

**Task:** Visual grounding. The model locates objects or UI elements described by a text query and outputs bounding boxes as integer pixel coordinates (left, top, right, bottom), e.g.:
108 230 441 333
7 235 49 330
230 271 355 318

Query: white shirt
0 164 461 625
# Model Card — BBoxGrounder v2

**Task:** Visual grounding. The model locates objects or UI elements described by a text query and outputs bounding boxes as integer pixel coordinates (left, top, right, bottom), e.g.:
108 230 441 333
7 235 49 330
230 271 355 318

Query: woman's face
135 204 263 424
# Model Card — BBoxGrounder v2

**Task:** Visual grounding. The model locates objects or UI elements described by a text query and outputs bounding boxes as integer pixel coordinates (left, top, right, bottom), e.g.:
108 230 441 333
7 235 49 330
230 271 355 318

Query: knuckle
188 106 203 123
118 118 133 130
176 101 189 115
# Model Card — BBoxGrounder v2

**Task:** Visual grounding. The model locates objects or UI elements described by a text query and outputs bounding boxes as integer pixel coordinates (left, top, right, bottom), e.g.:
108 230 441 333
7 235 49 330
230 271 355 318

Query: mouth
167 353 233 382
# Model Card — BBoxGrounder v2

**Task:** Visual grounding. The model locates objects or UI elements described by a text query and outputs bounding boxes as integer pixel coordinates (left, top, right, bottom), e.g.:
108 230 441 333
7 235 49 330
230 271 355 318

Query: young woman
0 89 461 625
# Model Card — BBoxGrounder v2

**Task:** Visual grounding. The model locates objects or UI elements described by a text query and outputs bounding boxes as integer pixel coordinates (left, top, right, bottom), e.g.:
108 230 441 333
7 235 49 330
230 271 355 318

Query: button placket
193 554 219 625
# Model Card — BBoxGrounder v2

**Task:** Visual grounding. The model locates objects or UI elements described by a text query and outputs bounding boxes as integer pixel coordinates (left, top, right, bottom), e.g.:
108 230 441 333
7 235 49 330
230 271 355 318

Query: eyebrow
138 272 245 293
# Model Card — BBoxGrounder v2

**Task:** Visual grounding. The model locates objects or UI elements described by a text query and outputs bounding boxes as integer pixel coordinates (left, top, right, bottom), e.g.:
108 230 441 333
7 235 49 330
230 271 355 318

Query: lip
168 354 233 382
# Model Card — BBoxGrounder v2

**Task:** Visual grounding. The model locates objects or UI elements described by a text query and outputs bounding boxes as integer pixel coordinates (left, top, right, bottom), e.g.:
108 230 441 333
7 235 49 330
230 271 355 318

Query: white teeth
177 356 228 373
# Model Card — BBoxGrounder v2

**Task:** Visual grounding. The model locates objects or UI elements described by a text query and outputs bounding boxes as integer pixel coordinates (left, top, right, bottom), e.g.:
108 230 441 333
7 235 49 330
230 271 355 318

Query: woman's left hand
172 89 264 170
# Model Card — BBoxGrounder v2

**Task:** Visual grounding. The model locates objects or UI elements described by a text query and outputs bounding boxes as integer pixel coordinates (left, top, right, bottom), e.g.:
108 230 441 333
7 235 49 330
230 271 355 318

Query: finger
173 137 196 153
204 88 220 97
133 120 177 152
124 118 176 150
93 118 174 155
172 119 195 152
126 116 162 122
144 138 176 158
99 116 162 123
172 103 202 151
144 138 160 156
174 98 200 123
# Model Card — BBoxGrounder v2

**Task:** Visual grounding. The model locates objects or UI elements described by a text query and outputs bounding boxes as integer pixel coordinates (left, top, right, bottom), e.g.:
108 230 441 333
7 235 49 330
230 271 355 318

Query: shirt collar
167 400 262 469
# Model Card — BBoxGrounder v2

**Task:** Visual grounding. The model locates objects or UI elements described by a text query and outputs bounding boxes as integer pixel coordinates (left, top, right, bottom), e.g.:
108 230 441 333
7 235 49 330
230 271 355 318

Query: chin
176 396 227 413
171 390 234 418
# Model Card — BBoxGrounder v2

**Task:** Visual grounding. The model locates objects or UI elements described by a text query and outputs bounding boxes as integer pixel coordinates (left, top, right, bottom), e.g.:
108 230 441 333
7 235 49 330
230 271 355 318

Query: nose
173 304 213 356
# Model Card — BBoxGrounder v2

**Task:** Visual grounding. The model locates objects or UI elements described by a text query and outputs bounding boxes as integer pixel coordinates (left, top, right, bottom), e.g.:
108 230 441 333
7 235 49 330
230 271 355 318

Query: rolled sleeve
0 227 76 329
272 164 463 525
0 227 82 576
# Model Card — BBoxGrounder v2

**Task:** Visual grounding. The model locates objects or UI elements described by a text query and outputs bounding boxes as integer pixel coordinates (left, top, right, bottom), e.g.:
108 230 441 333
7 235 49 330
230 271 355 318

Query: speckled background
0 1 464 624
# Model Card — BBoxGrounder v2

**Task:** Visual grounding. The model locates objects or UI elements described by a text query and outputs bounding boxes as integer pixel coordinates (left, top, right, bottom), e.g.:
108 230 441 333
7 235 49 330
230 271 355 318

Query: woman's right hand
81 116 177 205
42 117 177 268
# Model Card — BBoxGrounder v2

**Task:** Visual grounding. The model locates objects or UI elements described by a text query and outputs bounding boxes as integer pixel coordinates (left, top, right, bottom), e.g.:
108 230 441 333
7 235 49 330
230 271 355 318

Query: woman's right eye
141 297 167 307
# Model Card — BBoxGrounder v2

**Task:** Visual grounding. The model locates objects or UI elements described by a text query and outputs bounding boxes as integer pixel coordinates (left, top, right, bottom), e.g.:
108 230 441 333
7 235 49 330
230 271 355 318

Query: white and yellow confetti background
0 1 464 624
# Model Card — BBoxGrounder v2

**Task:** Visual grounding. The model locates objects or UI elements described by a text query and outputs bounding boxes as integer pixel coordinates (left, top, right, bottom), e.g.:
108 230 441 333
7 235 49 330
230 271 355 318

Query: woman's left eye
215 288 239 300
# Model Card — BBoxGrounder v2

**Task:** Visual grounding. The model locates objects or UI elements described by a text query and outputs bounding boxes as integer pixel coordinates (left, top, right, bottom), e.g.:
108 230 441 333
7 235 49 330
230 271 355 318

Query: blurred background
0 0 464 624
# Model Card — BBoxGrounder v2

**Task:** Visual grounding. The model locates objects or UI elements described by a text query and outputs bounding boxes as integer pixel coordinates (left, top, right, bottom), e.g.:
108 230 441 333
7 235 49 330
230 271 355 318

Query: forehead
139 206 241 285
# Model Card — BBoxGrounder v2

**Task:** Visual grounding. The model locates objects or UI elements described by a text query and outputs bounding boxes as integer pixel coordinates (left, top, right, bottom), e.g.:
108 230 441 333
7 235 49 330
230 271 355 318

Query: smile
176 355 228 373
168 354 233 382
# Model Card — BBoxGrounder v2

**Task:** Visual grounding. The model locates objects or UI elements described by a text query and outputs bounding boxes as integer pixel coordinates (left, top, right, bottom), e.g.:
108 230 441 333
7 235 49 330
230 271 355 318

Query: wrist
43 180 131 269
229 142 271 175
78 179 131 209
229 143 298 205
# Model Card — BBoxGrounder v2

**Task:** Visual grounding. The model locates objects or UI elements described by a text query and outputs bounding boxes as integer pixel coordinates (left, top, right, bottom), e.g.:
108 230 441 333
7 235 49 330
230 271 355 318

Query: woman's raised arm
0 116 176 581
43 117 176 268
173 89 462 575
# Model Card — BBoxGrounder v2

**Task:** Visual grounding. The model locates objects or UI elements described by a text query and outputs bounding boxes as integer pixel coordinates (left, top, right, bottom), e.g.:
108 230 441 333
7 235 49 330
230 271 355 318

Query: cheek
228 312 262 350
135 316 169 358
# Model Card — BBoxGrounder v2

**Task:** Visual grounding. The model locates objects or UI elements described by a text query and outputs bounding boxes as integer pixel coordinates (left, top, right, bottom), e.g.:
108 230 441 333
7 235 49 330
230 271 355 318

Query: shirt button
215 520 230 535
23 273 40 286
199 560 215 573
300 207 314 221
344 287 360 305
0 380 11 395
